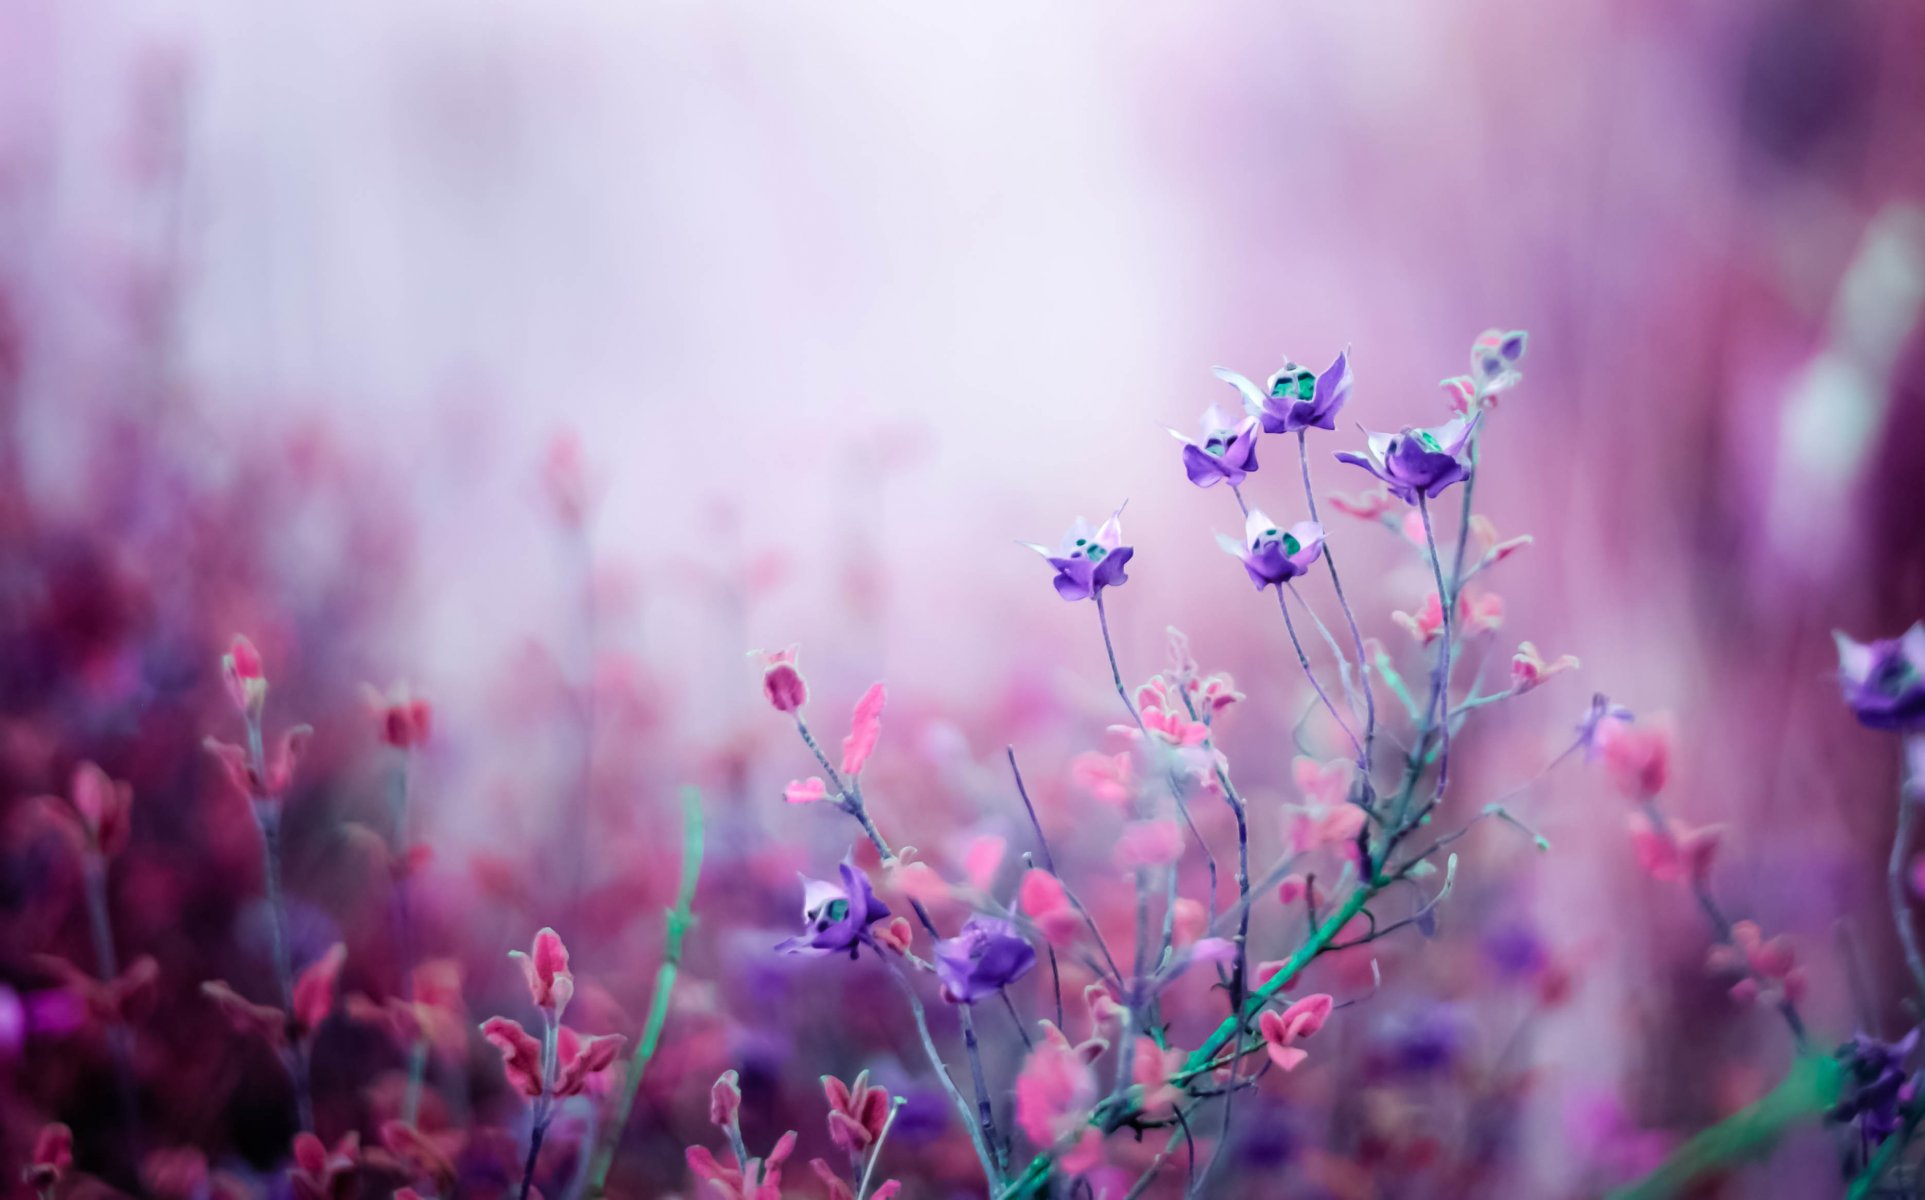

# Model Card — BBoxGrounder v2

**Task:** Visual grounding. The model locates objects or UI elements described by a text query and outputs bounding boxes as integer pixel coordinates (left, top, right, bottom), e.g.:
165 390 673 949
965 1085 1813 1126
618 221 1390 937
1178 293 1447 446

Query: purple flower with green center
1833 1029 1918 1145
775 854 891 960
1834 624 1925 731
1020 510 1133 602
1217 508 1324 589
1214 348 1353 435
933 917 1036 1004
1169 404 1260 488
1333 416 1478 504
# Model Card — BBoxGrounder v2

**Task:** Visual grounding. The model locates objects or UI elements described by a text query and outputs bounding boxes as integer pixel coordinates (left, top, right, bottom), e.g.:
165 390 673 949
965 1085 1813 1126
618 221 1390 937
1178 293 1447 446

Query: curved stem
1416 497 1455 806
1273 587 1363 759
1296 431 1378 772
1890 751 1925 1003
885 958 1002 1188
1094 591 1140 728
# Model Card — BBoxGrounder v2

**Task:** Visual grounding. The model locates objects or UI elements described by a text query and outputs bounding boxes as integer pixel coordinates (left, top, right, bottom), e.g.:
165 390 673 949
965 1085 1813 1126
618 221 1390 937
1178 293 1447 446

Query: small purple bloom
1470 328 1529 394
1169 404 1260 488
1217 508 1324 590
1214 348 1353 435
775 854 891 960
1333 416 1478 504
1576 693 1635 759
1021 509 1134 602
933 917 1036 1003
1833 1028 1919 1145
1834 624 1925 731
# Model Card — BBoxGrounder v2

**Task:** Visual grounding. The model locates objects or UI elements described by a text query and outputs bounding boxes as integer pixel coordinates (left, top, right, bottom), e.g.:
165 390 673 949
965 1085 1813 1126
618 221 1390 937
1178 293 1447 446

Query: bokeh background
4 1 1925 1196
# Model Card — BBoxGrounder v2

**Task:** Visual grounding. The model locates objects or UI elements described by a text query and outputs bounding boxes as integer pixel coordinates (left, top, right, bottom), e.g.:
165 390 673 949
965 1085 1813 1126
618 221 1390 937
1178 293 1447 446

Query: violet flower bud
1218 508 1324 589
1020 509 1133 602
1834 624 1925 732
933 917 1036 1004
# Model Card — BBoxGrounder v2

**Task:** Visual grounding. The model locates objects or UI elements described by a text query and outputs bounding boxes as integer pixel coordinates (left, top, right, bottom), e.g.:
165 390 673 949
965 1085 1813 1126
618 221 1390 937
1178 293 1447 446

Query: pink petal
840 683 888 776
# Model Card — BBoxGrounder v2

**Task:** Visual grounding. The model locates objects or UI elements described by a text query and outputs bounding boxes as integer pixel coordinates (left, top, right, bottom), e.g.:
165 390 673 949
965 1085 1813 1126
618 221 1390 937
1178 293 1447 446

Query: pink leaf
840 683 888 776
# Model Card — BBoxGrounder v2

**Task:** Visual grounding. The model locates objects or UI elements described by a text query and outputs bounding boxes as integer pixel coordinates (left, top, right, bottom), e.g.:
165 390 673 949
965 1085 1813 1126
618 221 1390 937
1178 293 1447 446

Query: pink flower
1275 874 1325 909
1328 487 1396 521
222 634 268 716
1131 1036 1187 1119
1258 993 1335 1072
363 682 432 749
1254 959 1300 992
1461 591 1505 636
1171 897 1208 947
1190 671 1244 716
1626 813 1719 885
481 1016 544 1098
291 943 346 1039
1511 642 1579 693
753 646 808 714
290 1132 359 1200
552 1025 626 1096
1292 756 1353 807
23 1123 72 1193
963 835 1006 892
823 1071 890 1155
1141 703 1209 748
509 927 574 1013
783 777 829 805
1020 870 1082 948
1595 719 1672 799
711 1070 743 1128
1707 921 1806 1007
65 761 133 858
1282 802 1366 858
1015 1022 1100 1153
1071 751 1135 808
1115 819 1183 869
687 1129 798 1200
840 683 887 776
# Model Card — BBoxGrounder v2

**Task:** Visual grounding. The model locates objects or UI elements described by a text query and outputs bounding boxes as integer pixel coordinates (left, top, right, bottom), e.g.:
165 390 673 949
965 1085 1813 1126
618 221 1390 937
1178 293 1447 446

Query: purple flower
1471 328 1529 394
1834 624 1925 731
1169 405 1260 488
1333 416 1477 504
933 917 1036 1003
1833 1029 1919 1145
1214 348 1353 435
1021 510 1134 602
775 854 891 960
1217 508 1324 590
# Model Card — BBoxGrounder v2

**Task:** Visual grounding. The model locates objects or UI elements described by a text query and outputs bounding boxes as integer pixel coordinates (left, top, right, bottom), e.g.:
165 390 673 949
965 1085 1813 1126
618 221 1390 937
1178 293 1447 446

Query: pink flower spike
840 683 887 776
784 777 829 805
1626 813 1720 885
554 1026 626 1096
1115 818 1184 869
710 1069 743 1128
71 761 133 857
1596 718 1672 799
510 927 574 1013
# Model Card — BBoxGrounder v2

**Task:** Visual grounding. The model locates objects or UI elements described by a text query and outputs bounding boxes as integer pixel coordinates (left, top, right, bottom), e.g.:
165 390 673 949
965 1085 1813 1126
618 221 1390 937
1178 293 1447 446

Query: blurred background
3 1 1925 1196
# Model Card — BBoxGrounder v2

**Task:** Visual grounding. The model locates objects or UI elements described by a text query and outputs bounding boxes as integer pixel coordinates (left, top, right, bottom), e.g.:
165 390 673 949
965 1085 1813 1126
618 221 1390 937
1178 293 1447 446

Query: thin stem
856 1098 907 1200
1890 744 1925 1003
519 1115 549 1200
885 958 1002 1188
1296 430 1378 772
253 801 311 1131
84 856 141 1144
959 1005 1006 1174
1006 747 1057 875
586 789 706 1198
1094 592 1139 727
1416 497 1455 807
1273 587 1363 759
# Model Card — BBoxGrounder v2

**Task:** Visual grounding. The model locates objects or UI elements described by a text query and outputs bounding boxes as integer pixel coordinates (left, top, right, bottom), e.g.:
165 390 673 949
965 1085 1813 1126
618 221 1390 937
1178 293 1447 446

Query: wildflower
934 917 1037 1003
1014 1023 1104 1175
1594 718 1672 799
202 943 342 1048
1259 993 1336 1071
1282 802 1367 859
1293 756 1353 808
1392 590 1502 644
1511 642 1579 693
1833 1030 1920 1146
364 683 431 750
43 761 133 859
1329 487 1397 521
222 634 268 717
480 1016 623 1099
1134 678 1210 747
1214 348 1352 435
1169 404 1261 488
1070 751 1134 807
22 1124 71 1195
1707 921 1806 1007
1021 510 1133 602
1626 813 1719 885
1576 694 1635 758
1219 508 1325 590
776 855 892 959
1019 870 1082 948
840 683 887 775
1334 418 1477 504
1834 624 1925 731
687 1130 798 1200
823 1071 891 1154
1132 1037 1187 1118
204 726 312 803
1470 328 1529 395
1115 818 1185 870
509 927 573 1014
290 1132 359 1200
1191 671 1244 715
753 645 809 714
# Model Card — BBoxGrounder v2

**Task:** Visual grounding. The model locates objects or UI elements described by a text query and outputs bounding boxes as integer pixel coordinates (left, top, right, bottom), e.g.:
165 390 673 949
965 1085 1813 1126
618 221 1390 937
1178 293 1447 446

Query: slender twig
884 957 1002 1187
1273 586 1364 759
1416 496 1455 808
1295 431 1379 772
1891 738 1925 1005
585 788 705 1198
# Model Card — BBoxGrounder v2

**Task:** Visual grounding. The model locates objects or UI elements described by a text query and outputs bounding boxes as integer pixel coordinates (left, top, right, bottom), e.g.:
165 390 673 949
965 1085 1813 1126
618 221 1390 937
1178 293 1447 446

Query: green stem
583 788 705 1199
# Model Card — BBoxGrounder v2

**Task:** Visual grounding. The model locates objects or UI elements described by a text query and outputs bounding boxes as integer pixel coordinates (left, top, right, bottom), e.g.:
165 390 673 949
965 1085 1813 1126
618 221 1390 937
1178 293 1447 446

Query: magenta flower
1334 417 1477 504
934 917 1036 1004
1021 510 1133 601
1218 508 1324 589
1214 348 1352 435
776 854 892 959
1834 624 1925 731
1169 404 1260 488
